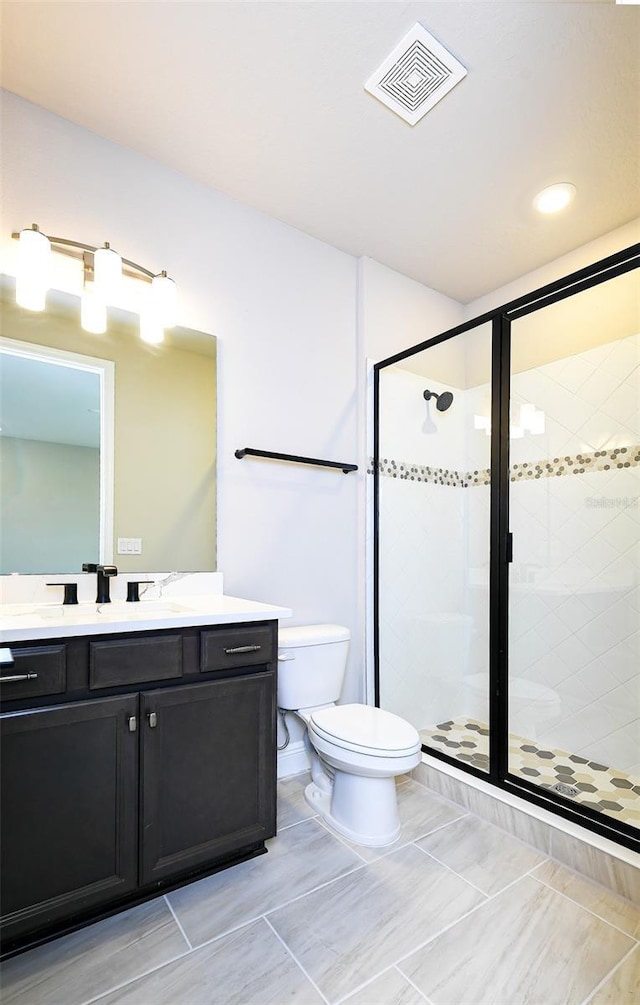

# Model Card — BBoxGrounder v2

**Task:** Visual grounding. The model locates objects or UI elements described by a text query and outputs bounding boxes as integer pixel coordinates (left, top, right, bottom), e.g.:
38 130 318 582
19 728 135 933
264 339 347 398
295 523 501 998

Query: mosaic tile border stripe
420 716 640 830
371 443 640 488
373 458 479 488
511 444 640 482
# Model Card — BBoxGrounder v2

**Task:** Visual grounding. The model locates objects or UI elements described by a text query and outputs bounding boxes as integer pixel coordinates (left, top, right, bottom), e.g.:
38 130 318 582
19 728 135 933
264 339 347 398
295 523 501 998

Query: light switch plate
117 537 143 555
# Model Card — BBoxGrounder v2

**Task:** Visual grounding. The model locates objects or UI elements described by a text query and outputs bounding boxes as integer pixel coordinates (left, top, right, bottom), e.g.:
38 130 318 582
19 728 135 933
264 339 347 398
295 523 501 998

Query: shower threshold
420 716 640 831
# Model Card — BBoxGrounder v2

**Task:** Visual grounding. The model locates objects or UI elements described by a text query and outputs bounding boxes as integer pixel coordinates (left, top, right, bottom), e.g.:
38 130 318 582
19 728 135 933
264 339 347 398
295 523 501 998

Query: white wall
360 257 463 365
1 92 363 698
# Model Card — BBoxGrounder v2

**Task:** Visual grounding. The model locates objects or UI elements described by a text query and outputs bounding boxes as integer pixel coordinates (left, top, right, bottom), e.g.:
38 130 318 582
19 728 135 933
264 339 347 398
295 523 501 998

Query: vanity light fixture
80 282 107 335
12 225 177 341
533 182 576 215
151 271 177 329
15 224 51 311
93 243 122 301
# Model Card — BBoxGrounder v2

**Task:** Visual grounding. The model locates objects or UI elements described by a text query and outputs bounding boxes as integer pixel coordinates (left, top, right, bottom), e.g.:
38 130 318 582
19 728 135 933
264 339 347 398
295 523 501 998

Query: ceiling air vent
365 23 466 126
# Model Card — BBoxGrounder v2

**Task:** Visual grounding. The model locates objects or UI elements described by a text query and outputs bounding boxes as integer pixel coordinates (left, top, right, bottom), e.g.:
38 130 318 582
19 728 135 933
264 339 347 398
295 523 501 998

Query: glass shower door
377 320 493 773
507 269 640 832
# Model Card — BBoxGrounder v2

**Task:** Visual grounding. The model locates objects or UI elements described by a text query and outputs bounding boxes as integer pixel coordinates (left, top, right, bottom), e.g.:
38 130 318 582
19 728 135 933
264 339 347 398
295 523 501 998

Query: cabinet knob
128 716 137 733
148 712 158 728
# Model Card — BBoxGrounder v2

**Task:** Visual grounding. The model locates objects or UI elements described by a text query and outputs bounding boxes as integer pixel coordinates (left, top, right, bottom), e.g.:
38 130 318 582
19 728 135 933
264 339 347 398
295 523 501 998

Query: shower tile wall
378 333 639 781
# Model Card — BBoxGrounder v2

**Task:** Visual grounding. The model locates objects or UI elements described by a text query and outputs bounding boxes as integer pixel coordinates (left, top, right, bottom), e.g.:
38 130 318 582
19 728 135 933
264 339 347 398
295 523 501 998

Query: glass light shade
140 313 165 345
16 226 51 311
151 273 177 328
94 245 122 301
533 183 576 214
80 286 107 334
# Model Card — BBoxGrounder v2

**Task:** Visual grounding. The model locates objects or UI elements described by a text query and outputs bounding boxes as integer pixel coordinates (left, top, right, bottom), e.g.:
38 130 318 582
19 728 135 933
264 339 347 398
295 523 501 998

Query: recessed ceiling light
533 183 576 215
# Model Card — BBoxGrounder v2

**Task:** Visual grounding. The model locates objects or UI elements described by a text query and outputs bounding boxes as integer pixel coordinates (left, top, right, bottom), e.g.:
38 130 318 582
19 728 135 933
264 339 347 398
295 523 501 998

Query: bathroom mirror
0 278 217 574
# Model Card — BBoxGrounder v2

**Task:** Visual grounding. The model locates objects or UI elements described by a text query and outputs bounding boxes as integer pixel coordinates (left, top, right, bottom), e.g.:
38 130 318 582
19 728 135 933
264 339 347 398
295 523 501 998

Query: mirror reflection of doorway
0 340 112 573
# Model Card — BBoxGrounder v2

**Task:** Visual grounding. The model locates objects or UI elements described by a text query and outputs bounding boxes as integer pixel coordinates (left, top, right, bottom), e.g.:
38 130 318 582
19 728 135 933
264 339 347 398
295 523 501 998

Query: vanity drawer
201 624 274 673
0 645 67 700
89 635 183 689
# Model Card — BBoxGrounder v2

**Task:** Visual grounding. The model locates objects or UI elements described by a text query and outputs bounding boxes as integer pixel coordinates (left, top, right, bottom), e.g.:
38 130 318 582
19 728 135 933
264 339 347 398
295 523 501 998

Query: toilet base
304 771 402 848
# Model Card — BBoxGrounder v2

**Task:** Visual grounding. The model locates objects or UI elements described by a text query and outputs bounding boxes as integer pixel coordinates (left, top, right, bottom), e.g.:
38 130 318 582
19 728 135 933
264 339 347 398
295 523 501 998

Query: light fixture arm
11 231 157 282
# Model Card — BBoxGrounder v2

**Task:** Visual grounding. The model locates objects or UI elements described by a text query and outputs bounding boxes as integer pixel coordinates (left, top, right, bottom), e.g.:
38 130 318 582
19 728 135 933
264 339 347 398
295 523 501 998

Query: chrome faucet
82 563 118 604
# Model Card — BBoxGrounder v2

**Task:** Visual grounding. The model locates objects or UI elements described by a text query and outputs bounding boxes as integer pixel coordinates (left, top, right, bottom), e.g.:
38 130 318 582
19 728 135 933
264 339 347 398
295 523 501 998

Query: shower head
423 389 454 412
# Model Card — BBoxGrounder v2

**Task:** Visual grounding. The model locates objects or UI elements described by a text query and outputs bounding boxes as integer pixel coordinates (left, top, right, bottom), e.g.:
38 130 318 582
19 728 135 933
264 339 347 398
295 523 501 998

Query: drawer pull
223 645 262 655
0 672 38 683
148 712 158 728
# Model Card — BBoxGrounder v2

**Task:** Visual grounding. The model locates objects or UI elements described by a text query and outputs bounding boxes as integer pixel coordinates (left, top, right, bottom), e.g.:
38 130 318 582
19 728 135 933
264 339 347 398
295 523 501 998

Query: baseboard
277 740 309 778
413 754 639 904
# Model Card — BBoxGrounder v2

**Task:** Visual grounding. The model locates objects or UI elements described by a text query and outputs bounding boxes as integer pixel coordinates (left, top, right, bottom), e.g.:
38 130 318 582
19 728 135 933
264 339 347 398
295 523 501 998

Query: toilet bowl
278 625 421 847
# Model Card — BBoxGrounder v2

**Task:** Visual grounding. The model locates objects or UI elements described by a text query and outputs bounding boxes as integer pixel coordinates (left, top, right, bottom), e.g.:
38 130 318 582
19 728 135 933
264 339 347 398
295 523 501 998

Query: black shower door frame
373 242 640 853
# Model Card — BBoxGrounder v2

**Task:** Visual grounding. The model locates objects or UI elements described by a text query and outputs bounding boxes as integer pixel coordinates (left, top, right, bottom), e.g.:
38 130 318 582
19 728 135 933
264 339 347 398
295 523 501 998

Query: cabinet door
140 673 276 886
1 694 138 946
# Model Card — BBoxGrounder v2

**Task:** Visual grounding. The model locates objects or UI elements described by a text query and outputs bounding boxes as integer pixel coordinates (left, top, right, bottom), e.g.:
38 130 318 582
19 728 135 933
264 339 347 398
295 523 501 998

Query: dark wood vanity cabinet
0 621 277 954
140 674 275 885
1 694 139 942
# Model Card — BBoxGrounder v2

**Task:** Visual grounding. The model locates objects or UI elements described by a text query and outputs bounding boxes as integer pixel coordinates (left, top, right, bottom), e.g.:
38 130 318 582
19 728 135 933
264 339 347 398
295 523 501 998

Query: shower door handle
505 533 513 563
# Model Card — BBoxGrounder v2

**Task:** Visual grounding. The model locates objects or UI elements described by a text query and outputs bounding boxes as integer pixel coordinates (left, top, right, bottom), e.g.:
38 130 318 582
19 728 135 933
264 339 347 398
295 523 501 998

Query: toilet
278 624 421 847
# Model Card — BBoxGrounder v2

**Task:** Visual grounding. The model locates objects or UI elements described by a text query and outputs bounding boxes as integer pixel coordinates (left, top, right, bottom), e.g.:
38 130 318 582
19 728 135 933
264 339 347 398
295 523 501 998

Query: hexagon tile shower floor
420 717 640 829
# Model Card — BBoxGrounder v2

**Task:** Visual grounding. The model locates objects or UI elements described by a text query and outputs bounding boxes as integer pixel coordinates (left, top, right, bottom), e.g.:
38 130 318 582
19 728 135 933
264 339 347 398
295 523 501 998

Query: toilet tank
277 624 350 710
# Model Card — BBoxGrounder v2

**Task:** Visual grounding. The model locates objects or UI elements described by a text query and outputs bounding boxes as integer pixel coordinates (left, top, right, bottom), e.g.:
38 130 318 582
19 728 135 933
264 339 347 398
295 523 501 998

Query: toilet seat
309 703 420 758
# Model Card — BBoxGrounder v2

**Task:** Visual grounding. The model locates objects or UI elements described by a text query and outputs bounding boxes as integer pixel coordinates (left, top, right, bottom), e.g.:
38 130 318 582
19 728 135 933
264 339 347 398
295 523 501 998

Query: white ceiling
2 1 638 303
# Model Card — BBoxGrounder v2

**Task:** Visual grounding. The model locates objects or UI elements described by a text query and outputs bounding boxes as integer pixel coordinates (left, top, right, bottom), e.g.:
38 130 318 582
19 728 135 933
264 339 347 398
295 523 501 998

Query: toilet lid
309 704 420 756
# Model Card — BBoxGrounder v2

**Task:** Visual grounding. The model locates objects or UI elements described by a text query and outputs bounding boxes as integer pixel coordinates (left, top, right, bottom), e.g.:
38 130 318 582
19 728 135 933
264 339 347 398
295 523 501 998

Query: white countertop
0 594 293 643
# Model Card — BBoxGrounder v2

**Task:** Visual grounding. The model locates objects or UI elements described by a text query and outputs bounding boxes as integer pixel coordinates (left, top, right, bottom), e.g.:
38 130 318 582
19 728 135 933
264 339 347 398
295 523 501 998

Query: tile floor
1 773 639 1005
421 716 640 830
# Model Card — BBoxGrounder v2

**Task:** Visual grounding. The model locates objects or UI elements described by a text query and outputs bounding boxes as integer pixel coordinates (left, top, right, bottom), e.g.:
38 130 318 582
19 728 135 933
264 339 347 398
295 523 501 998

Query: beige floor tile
167 817 362 947
93 919 324 1004
325 780 468 864
417 813 546 895
589 945 640 1004
0 898 187 1005
269 843 485 1003
533 860 640 938
277 772 317 830
341 967 428 1005
399 874 634 1005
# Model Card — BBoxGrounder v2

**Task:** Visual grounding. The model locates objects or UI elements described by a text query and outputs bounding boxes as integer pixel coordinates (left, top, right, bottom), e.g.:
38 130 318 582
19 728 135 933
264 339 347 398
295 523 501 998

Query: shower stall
374 245 639 851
